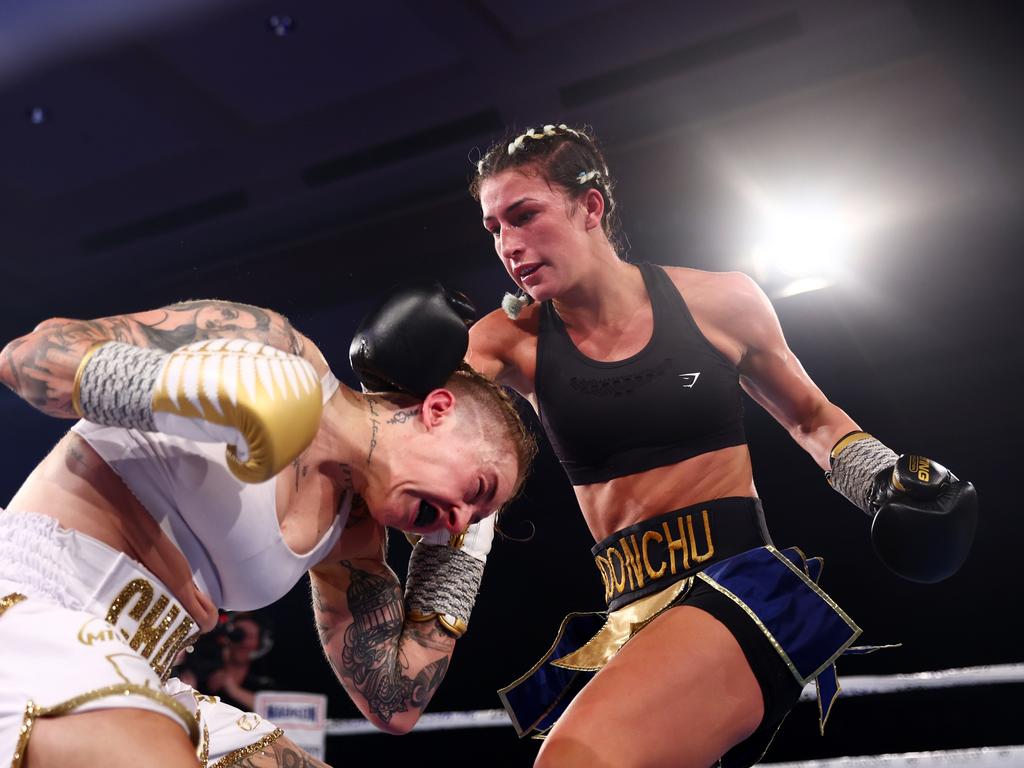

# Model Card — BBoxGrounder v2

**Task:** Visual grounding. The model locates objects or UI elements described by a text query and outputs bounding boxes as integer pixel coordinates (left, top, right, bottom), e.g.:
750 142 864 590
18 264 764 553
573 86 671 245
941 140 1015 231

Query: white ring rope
763 745 1024 767
325 663 1024 736
328 707 508 736
797 662 1024 701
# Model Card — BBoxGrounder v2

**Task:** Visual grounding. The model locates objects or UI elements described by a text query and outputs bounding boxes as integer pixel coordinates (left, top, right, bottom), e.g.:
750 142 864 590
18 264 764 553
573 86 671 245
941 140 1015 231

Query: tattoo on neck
387 407 419 425
366 396 381 466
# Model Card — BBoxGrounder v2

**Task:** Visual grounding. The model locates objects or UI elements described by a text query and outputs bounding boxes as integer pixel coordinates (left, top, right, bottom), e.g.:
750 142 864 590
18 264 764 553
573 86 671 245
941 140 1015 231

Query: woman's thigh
535 605 763 768
26 708 198 768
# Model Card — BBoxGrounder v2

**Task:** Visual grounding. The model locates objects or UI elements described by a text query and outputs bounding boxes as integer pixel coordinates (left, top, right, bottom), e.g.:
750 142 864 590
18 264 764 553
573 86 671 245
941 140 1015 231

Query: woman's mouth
517 264 542 284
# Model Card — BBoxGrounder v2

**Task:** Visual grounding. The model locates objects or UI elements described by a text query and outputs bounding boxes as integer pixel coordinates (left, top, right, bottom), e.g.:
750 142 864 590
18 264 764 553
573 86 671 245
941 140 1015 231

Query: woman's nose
445 505 473 536
500 231 523 261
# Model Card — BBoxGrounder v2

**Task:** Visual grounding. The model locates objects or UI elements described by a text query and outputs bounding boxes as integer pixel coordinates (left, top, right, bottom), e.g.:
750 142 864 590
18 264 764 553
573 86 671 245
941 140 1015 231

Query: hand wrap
404 516 494 638
826 431 899 514
73 342 166 431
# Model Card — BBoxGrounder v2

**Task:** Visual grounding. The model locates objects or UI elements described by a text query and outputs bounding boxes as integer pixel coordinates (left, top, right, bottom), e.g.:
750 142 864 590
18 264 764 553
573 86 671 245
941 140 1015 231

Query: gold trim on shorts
10 684 200 768
497 610 604 736
208 728 285 768
199 719 211 768
695 546 861 688
550 577 694 672
0 593 26 620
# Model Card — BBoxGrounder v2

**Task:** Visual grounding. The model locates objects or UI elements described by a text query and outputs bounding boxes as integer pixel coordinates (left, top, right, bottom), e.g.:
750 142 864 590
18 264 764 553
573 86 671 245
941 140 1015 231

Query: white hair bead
507 124 582 156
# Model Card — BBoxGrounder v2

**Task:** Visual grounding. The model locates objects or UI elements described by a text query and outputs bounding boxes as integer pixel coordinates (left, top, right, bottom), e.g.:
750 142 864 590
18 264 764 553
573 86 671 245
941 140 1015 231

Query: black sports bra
535 262 746 485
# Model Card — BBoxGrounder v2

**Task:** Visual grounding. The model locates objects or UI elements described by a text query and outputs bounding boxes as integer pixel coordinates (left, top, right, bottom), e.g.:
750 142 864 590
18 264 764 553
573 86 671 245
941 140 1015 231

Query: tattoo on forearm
403 620 457 653
311 582 345 649
329 561 449 722
231 737 331 768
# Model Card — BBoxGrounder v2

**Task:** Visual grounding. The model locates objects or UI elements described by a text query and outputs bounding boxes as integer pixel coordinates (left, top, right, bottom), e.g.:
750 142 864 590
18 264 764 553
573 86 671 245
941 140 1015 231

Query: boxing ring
323 663 1024 766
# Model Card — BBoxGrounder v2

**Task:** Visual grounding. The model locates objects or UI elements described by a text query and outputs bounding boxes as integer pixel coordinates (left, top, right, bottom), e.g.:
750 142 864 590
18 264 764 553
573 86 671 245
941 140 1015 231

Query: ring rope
324 663 1024 736
763 745 1024 767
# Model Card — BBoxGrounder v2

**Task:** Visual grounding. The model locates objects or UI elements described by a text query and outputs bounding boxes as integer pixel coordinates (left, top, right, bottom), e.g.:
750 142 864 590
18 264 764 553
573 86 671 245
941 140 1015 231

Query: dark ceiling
2 0 1021 326
1 0 1022 764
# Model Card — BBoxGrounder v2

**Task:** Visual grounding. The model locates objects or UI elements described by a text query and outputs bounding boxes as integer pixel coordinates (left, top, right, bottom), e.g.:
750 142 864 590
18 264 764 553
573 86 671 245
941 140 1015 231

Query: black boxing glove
349 282 476 399
867 455 978 584
828 433 978 583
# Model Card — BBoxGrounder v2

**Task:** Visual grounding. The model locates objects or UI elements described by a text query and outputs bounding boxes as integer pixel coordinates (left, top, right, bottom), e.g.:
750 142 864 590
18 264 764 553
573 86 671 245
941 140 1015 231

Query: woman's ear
583 187 605 232
420 388 455 428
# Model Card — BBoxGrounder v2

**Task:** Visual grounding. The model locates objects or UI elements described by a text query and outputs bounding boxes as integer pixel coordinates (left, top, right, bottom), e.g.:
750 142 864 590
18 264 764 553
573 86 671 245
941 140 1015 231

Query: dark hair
469 124 623 254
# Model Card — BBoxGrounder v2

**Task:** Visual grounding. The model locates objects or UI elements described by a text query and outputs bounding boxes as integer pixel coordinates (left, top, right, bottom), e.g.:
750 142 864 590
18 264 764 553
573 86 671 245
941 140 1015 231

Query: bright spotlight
750 199 854 296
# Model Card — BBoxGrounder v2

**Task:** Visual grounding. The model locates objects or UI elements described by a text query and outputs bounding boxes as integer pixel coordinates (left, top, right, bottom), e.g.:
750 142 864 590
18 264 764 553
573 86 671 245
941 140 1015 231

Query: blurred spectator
175 612 276 711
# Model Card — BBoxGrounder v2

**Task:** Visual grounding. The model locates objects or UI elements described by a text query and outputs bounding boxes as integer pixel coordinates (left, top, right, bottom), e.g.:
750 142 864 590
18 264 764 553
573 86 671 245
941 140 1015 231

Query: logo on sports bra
679 372 701 388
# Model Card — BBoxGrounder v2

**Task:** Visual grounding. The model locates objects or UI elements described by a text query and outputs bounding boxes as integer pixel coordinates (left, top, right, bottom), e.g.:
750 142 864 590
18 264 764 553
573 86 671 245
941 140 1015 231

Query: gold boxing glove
74 339 323 483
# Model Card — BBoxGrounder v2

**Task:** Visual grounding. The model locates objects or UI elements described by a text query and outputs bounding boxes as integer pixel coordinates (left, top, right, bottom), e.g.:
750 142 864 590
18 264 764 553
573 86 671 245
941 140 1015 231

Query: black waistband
592 497 772 611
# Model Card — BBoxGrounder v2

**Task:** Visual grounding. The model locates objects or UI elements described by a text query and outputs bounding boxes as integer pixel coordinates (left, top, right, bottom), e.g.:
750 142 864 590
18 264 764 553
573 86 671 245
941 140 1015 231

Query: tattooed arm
309 510 457 735
0 299 324 418
226 735 331 768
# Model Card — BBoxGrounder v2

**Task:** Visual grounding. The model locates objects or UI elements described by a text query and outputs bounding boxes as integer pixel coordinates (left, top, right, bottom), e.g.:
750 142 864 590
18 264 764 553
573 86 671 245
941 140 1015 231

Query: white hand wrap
404 516 494 637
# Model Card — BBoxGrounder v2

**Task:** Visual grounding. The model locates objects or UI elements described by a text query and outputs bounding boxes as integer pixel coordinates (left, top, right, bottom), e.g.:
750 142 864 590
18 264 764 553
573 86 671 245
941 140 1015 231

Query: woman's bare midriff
7 431 218 631
572 444 757 541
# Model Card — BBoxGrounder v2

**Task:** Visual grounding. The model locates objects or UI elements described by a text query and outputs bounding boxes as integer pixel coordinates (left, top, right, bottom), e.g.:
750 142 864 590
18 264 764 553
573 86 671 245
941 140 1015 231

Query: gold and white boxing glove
73 339 322 483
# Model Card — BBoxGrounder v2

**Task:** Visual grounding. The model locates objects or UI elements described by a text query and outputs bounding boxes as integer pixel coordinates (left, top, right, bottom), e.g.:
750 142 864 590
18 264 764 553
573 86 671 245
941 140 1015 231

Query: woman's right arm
0 300 305 418
466 308 535 396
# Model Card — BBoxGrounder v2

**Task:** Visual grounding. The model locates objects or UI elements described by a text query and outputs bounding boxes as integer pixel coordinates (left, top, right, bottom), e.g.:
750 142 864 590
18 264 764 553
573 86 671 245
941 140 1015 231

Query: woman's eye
414 501 439 528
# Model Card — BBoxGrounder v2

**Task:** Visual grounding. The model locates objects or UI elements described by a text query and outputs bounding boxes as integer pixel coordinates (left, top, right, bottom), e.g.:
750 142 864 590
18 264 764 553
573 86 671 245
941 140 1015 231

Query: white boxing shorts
0 509 282 767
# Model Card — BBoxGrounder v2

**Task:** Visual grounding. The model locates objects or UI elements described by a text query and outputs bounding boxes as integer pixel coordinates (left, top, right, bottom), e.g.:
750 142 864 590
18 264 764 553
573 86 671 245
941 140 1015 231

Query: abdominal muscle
573 444 757 541
7 431 219 631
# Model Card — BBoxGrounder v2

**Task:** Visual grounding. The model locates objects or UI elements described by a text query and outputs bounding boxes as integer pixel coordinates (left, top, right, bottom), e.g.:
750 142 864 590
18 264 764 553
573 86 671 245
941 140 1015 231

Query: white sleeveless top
70 371 349 610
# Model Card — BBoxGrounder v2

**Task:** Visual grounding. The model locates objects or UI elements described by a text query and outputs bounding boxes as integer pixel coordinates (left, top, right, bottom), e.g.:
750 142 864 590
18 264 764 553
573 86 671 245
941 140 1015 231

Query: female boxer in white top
0 295 535 768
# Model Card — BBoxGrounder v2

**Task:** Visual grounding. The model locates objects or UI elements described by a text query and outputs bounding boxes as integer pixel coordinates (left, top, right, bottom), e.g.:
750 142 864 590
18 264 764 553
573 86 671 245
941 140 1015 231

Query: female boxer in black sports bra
465 124 976 768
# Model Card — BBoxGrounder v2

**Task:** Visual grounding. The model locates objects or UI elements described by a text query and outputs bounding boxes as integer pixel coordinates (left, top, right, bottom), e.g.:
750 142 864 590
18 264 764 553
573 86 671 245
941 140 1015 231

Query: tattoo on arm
0 300 304 417
311 582 346 649
318 561 450 724
403 619 457 653
230 736 331 768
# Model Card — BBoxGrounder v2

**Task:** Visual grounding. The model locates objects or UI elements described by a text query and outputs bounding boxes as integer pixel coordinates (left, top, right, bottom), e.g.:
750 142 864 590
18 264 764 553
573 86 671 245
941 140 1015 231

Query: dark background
1 1 1021 764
